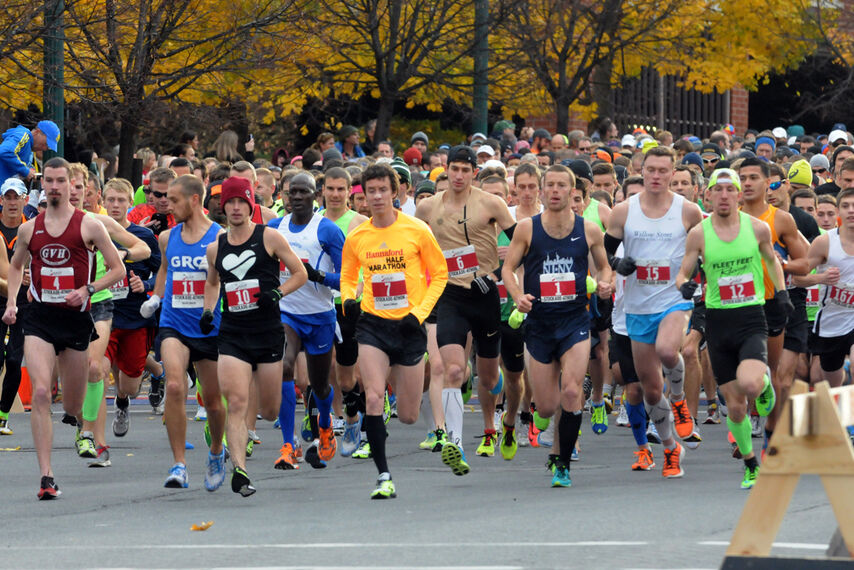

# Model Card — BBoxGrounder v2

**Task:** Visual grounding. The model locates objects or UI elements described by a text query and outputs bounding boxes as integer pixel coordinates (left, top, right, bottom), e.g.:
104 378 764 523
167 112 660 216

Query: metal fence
610 68 730 138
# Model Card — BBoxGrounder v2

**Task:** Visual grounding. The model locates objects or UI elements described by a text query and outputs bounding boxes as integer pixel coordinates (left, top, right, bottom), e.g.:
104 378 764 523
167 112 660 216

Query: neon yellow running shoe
476 431 497 457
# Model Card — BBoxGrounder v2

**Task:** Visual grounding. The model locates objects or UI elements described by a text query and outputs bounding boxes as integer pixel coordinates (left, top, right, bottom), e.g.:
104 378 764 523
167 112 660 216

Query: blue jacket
0 126 34 182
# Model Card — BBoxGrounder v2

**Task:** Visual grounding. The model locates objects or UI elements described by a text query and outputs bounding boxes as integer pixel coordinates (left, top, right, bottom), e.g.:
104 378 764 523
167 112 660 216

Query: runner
676 169 782 488
269 172 345 470
2 157 127 499
203 176 307 495
139 174 227 490
604 146 704 478
341 163 448 497
502 164 613 487
415 145 516 475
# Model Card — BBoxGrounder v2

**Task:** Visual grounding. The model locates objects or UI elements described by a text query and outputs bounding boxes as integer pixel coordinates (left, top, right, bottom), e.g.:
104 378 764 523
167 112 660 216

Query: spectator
335 125 366 160
0 120 59 183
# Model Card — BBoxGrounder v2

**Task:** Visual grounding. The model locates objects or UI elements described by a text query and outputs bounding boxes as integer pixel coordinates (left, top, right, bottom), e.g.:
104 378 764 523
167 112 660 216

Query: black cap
701 142 723 158
562 159 593 182
447 145 477 169
533 128 551 140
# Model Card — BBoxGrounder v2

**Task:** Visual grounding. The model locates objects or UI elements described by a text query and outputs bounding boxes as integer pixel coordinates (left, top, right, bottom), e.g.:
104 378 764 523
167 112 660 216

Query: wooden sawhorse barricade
722 380 854 568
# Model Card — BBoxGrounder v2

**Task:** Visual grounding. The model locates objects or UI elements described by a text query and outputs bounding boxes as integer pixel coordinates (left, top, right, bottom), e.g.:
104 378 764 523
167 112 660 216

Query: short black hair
738 157 770 178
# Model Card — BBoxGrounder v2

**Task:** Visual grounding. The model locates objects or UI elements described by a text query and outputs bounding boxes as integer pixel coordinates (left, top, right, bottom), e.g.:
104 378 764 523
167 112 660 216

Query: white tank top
612 243 628 335
623 193 688 315
814 228 854 337
277 213 335 315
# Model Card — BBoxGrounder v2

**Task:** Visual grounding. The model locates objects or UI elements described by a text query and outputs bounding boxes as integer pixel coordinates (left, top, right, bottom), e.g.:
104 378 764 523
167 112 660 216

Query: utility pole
472 0 489 136
43 0 65 157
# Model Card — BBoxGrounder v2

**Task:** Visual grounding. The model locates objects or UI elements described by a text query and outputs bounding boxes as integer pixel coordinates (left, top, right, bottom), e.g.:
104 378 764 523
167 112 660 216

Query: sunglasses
813 168 827 174
151 190 168 198
769 181 784 191
703 158 718 164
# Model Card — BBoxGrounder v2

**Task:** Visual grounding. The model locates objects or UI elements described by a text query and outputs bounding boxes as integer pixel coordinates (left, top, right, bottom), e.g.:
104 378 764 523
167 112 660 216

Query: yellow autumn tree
0 2 59 110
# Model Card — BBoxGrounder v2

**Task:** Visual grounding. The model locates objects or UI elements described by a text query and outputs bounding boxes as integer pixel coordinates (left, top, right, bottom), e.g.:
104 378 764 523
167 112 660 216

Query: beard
49 197 60 207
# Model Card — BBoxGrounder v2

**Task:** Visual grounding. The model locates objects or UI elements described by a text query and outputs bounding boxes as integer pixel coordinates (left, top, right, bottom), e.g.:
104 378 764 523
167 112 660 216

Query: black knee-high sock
364 414 389 475
558 410 582 467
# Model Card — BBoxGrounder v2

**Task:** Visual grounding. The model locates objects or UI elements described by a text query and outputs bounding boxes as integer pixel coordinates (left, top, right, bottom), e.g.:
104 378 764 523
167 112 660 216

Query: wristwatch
86 284 96 297
317 269 326 283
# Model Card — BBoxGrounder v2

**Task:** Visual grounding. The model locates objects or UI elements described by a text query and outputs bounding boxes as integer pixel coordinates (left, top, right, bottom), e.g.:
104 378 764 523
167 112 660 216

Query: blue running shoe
551 464 572 487
273 417 280 429
204 450 226 491
164 463 188 488
591 402 608 434
340 413 362 457
570 448 580 462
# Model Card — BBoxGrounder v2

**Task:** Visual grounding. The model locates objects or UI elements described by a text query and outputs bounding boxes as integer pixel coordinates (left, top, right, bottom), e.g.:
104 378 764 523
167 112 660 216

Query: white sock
421 392 435 432
442 388 464 446
645 395 676 449
664 354 685 400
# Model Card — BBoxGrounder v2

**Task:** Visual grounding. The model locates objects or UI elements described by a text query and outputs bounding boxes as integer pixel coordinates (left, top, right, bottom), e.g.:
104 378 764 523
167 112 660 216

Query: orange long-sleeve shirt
341 212 447 323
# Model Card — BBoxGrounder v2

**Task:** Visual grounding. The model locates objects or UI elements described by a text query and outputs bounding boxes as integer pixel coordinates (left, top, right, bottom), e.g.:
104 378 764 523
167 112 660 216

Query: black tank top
0 218 29 308
214 224 281 332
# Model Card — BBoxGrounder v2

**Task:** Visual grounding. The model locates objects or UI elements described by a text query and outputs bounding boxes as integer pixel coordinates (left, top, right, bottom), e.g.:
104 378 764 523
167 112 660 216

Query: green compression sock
83 380 104 422
727 415 753 457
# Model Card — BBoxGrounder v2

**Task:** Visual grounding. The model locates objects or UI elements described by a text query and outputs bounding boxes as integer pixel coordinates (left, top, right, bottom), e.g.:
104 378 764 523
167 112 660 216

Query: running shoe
164 463 189 488
728 430 742 459
76 430 97 459
383 391 392 424
248 430 261 444
631 448 655 471
88 445 111 468
431 428 447 452
751 415 764 438
293 437 303 462
704 403 721 425
671 398 694 439
646 421 661 444
476 430 497 457
204 450 226 491
462 371 473 404
388 393 398 418
499 412 517 460
570 448 580 462
148 372 164 409
232 466 256 497
526 421 540 447
603 394 614 414
537 420 554 447
246 439 254 458
493 409 504 437
441 441 470 476
301 415 313 442
273 418 280 429
582 376 593 401
591 402 608 434
341 414 362 457
662 443 685 478
194 405 207 422
112 405 130 437
274 443 299 470
61 413 77 426
0 418 12 435
38 475 61 500
755 375 776 417
741 464 759 489
419 431 437 451
333 416 346 436
683 423 702 450
304 440 327 469
551 463 572 488
616 404 629 427
353 440 372 459
204 421 211 448
371 473 397 499
317 424 337 461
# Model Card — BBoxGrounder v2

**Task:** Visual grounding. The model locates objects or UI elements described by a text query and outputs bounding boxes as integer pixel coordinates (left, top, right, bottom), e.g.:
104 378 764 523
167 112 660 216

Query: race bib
172 271 205 308
828 283 854 308
718 274 757 305
806 286 820 308
497 280 508 304
539 272 577 303
371 272 408 310
109 276 129 300
636 260 670 285
41 267 74 304
281 248 309 282
225 279 260 312
443 245 479 278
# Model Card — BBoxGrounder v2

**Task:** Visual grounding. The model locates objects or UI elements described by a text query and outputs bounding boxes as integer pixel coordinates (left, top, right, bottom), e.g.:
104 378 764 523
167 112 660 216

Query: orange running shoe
318 425 338 461
274 443 299 470
671 398 694 439
727 430 742 459
662 442 685 478
631 448 655 471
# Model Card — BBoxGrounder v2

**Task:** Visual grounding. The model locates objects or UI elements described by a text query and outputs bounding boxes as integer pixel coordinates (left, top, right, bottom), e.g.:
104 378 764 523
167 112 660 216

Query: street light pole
43 0 65 158
472 0 489 136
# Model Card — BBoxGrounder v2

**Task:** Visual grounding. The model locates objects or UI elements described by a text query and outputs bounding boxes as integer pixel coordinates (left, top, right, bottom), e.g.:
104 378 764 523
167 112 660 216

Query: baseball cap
476 145 495 157
428 167 445 181
533 128 551 140
592 148 612 163
403 147 422 166
701 142 724 159
221 176 256 208
470 132 487 143
810 154 830 171
829 129 848 145
447 145 477 169
1 177 28 196
707 168 741 191
563 159 593 182
349 184 363 196
38 190 46 204
620 134 636 148
482 159 506 172
37 120 60 152
772 127 787 139
788 159 813 187
411 131 429 145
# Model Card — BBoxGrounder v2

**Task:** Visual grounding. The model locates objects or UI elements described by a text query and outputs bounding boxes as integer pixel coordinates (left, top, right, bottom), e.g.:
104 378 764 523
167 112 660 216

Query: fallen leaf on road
190 521 214 531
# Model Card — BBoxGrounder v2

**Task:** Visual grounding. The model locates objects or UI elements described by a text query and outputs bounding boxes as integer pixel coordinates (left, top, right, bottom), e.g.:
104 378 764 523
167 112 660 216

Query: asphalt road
0 400 841 569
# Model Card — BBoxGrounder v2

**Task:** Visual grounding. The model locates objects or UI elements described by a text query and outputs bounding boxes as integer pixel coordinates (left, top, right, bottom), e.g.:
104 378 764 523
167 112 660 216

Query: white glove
140 294 161 318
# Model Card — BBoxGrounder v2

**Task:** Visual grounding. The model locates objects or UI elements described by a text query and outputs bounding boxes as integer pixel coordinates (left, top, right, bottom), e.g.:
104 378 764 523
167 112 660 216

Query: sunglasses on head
151 190 168 198
769 181 784 191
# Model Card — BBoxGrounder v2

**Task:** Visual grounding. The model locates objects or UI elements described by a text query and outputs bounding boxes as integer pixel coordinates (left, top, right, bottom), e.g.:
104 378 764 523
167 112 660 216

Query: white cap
787 136 797 146
621 134 636 148
482 159 506 172
476 145 495 157
38 190 46 203
375 157 393 165
772 127 787 139
829 129 848 144
1 177 27 196
470 132 487 142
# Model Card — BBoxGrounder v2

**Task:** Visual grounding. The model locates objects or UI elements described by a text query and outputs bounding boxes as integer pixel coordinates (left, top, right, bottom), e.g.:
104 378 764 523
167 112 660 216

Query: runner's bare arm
94 213 151 261
489 193 517 232
501 217 533 312
604 201 628 241
598 202 611 230
777 210 810 276
675 224 704 290
0 241 9 297
413 195 434 224
796 233 839 286
265 227 307 297
202 239 220 313
755 219 786 293
683 201 704 231
586 219 612 298
2 220 32 309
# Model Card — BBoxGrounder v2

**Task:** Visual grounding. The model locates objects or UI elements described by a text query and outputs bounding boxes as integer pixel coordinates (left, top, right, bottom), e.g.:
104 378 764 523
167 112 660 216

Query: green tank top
85 212 113 303
497 230 515 322
702 212 765 310
320 208 360 305
583 199 604 232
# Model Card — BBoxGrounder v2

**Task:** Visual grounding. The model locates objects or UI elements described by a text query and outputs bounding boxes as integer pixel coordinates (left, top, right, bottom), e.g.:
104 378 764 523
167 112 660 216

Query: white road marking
698 540 827 550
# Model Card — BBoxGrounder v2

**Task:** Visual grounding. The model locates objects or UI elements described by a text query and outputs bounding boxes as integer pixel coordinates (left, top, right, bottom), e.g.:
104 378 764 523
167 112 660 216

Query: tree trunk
555 98 570 135
117 114 139 182
591 58 614 119
374 91 397 144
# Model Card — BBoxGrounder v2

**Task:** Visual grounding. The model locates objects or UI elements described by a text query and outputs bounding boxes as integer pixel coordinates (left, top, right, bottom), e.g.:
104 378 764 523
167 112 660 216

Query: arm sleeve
142 231 161 291
604 233 622 256
340 235 359 302
267 217 282 230
318 219 343 291
412 227 448 323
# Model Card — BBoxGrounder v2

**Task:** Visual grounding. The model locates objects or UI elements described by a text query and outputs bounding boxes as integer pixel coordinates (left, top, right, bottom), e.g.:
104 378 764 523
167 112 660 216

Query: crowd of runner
1 119 854 500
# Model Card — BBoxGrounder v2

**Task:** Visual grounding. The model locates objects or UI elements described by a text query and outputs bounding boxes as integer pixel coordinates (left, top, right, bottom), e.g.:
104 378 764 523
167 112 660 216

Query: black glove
343 299 361 324
199 310 215 335
613 256 637 277
254 288 283 311
775 289 794 319
472 275 496 296
679 280 699 300
399 313 422 336
302 262 324 284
